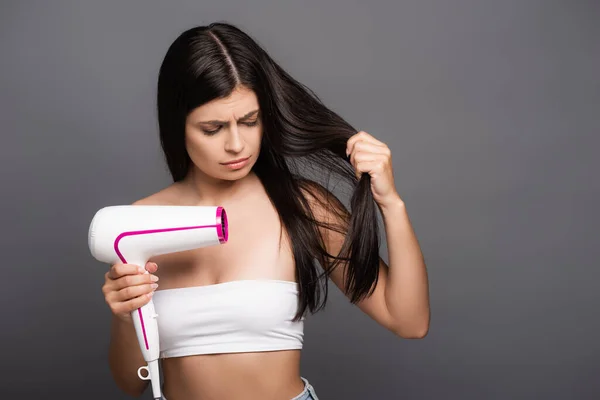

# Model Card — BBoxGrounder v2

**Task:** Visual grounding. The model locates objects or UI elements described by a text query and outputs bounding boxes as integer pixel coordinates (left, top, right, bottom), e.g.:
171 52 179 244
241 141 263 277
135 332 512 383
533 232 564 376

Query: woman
101 22 430 400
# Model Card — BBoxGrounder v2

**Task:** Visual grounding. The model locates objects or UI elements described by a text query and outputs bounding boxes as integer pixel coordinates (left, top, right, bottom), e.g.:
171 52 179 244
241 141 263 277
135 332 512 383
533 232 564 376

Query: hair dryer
88 205 228 399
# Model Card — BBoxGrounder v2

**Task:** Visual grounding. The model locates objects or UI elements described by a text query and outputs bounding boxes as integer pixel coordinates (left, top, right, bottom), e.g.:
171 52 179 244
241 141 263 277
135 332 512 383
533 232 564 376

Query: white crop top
151 279 305 358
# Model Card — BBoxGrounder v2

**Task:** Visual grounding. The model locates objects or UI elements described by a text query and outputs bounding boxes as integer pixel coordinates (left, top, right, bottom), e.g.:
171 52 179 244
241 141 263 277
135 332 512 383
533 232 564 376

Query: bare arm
302 181 430 339
339 130 430 337
108 315 149 397
378 197 430 338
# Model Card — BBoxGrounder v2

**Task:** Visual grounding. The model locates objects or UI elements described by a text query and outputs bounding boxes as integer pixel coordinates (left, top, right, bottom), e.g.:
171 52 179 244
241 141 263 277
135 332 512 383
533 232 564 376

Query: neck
180 167 257 206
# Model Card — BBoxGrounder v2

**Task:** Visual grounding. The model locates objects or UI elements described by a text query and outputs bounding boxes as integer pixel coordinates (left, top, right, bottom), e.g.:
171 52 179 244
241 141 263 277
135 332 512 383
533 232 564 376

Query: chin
217 164 254 181
221 172 250 181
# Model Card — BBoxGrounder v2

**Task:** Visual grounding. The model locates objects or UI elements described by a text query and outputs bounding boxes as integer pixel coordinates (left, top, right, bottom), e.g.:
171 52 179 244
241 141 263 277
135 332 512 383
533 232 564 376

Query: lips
221 157 250 165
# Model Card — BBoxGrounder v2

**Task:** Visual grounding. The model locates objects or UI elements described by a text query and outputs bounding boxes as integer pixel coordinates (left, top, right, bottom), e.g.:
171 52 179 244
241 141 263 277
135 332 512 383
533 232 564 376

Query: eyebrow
198 109 259 125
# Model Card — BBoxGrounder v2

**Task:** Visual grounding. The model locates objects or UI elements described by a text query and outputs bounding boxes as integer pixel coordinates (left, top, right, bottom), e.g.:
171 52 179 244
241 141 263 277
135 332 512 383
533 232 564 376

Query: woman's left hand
346 131 402 208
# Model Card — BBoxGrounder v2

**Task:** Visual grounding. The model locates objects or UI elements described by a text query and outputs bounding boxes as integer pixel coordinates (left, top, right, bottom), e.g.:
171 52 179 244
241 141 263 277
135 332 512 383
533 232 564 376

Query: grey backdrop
1 1 599 399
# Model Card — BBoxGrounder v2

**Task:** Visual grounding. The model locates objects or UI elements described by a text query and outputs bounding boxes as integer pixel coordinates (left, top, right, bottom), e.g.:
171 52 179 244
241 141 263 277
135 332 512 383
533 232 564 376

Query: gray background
1 1 599 399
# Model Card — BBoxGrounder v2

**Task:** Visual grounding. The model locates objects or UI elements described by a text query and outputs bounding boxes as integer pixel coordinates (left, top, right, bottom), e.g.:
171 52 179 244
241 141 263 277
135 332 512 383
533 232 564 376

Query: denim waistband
162 376 318 400
290 377 319 400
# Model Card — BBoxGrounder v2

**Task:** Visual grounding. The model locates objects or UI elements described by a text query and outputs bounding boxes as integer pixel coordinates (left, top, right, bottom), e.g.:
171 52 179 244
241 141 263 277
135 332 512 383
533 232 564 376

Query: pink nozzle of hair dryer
217 206 228 243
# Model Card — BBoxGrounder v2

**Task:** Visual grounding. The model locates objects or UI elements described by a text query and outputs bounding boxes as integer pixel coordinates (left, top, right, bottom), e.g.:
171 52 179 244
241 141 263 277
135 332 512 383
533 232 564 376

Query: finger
353 152 386 165
356 131 386 146
145 262 159 274
114 281 159 303
352 140 390 155
350 150 377 169
346 134 363 157
346 131 385 155
348 141 369 166
346 135 390 159
346 132 364 156
108 263 145 280
356 160 386 176
112 272 159 291
104 277 152 303
350 146 388 170
350 140 389 160
111 292 155 315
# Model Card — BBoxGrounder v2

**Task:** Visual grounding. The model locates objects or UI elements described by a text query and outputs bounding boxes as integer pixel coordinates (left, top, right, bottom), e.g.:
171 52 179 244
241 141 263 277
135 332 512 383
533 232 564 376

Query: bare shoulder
131 183 183 206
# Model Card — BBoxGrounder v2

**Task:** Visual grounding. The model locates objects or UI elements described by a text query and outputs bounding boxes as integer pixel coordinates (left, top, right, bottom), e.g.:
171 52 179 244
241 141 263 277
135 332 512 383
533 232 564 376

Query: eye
202 126 222 135
242 120 259 127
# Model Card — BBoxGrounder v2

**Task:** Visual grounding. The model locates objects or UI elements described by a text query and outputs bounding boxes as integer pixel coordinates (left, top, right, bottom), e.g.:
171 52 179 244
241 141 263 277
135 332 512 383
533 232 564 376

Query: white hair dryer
88 205 228 399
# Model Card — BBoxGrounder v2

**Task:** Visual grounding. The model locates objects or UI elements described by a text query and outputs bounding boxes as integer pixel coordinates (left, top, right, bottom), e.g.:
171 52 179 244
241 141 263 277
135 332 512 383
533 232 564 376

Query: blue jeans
291 377 319 400
162 377 319 399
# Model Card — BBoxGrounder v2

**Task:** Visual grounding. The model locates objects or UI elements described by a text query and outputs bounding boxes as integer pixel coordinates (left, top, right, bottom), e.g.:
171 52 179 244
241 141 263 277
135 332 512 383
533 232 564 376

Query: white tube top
151 279 304 358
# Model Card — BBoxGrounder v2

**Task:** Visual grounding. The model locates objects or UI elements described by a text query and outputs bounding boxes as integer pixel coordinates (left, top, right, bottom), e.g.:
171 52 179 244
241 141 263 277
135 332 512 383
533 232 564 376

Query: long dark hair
157 22 380 321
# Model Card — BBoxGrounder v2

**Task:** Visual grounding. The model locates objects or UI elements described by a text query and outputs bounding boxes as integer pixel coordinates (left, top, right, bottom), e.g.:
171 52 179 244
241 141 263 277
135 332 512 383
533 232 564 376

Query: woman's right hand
102 262 159 321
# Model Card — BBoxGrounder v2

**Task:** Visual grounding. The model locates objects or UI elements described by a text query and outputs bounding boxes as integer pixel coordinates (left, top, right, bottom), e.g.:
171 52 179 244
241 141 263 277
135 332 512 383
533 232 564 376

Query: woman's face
184 85 263 182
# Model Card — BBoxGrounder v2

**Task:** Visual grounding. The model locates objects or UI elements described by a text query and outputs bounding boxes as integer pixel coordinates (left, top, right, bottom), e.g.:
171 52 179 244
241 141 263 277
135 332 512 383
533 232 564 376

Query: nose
224 123 244 154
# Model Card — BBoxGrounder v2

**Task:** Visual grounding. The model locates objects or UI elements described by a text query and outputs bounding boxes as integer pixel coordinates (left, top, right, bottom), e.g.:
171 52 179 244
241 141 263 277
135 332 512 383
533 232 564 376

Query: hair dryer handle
132 299 163 399
131 298 160 362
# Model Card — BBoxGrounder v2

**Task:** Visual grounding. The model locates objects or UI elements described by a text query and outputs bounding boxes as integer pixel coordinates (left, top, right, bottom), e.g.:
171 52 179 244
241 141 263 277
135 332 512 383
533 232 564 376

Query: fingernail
151 275 159 282
151 283 158 290
138 266 145 274
147 292 154 298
